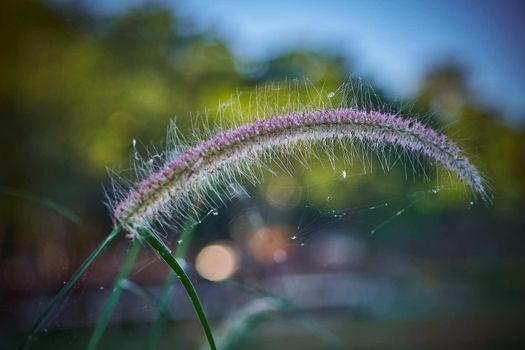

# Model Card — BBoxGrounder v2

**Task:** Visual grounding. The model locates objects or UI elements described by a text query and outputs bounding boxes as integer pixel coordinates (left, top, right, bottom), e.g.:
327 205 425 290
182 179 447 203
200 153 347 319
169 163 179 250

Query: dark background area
1 1 524 349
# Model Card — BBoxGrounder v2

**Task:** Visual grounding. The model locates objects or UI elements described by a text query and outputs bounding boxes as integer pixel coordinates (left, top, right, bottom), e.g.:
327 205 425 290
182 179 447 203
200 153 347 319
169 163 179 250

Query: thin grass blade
224 280 342 349
0 185 81 224
19 225 121 350
121 279 170 316
86 238 141 350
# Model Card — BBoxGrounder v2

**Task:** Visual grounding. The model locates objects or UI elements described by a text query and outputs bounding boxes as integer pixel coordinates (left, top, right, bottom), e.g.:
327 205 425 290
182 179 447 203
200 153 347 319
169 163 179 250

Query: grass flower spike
112 91 488 237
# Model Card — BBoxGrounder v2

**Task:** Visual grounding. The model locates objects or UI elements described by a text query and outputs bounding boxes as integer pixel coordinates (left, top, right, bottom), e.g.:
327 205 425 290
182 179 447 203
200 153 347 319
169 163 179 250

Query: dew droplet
212 209 218 216
326 196 332 202
132 139 140 159
177 239 183 244
99 286 104 291
300 243 305 246
341 170 347 179
148 154 161 165
291 235 297 240
327 92 335 99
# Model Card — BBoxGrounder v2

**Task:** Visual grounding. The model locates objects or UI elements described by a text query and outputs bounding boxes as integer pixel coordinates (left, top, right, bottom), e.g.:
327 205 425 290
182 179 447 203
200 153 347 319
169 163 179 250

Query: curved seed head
110 107 489 237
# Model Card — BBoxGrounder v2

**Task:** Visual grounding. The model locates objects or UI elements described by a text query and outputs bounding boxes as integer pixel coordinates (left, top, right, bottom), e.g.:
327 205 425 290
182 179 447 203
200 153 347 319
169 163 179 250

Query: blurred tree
415 62 525 212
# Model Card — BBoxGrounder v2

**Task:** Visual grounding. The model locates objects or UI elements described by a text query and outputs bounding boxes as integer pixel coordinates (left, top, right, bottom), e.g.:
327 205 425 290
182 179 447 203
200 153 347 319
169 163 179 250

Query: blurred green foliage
0 0 524 306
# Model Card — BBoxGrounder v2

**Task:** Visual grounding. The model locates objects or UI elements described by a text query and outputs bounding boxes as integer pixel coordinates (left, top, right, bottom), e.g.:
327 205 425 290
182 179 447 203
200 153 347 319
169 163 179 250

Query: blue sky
84 0 525 124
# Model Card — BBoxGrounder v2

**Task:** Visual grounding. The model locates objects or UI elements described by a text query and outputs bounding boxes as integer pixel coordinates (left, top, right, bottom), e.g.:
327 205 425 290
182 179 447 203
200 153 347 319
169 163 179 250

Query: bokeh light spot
195 242 239 282
247 226 292 264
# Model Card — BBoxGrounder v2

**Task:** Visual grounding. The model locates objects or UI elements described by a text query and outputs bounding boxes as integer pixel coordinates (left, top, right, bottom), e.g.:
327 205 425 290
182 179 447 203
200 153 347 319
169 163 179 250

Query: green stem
19 225 121 350
138 228 216 350
143 223 195 350
86 238 141 350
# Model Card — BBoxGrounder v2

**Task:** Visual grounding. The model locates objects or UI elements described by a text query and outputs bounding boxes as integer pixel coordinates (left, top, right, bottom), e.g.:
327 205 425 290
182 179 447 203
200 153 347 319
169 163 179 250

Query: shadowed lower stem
143 222 196 350
86 237 141 350
20 225 121 350
138 228 216 350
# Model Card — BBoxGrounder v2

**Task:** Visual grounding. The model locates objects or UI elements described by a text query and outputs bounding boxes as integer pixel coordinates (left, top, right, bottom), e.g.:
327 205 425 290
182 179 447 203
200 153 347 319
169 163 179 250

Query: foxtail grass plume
109 83 489 238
